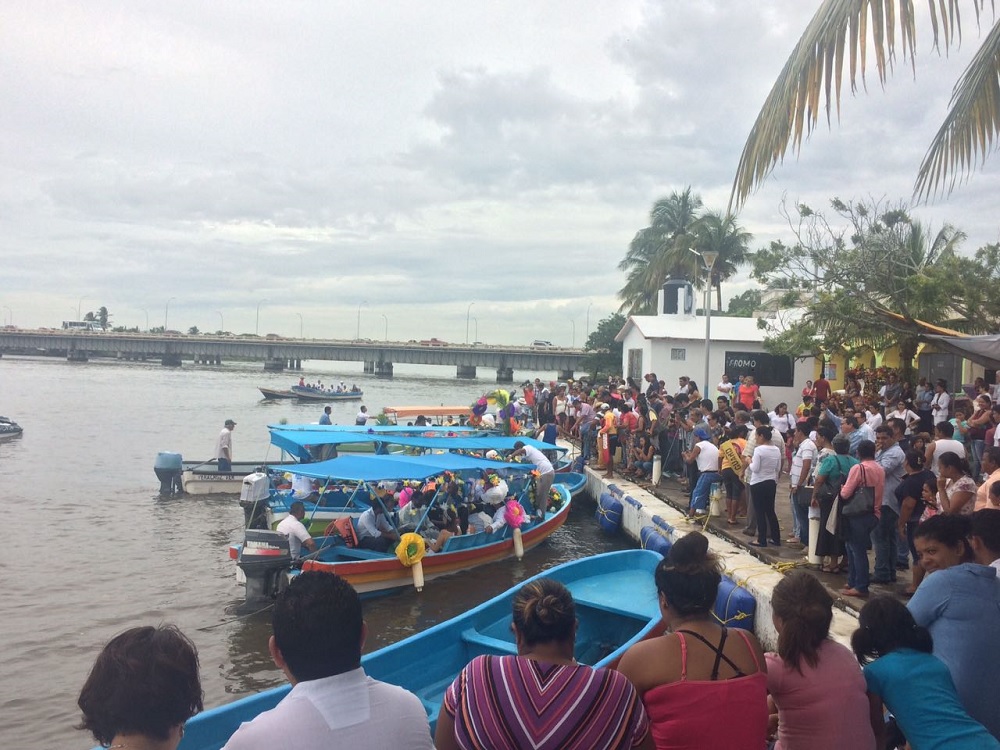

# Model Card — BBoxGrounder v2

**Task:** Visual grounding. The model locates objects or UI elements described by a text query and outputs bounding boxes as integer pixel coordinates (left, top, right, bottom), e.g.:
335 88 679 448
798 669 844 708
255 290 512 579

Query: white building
615 281 815 409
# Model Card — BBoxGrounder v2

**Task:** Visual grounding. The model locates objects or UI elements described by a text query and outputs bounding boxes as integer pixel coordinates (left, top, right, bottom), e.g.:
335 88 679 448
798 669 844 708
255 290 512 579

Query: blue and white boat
163 549 669 750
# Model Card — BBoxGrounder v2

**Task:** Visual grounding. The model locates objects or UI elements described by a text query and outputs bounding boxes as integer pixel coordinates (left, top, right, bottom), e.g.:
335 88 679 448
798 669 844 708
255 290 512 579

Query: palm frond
914 17 1000 201
730 0 938 212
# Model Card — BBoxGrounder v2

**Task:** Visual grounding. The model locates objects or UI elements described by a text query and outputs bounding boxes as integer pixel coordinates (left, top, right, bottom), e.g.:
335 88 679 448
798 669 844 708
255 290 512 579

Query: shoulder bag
840 464 875 517
816 456 847 504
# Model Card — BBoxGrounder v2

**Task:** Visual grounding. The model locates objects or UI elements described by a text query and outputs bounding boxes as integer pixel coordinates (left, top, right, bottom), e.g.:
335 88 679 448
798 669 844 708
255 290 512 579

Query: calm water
0 355 631 748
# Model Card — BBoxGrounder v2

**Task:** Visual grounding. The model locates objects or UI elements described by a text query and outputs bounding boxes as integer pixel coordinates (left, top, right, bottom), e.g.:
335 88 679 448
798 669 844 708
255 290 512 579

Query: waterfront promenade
0 329 584 381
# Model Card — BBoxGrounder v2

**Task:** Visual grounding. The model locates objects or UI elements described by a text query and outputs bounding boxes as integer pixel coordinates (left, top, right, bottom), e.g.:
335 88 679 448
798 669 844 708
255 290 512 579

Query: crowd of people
78 527 1000 749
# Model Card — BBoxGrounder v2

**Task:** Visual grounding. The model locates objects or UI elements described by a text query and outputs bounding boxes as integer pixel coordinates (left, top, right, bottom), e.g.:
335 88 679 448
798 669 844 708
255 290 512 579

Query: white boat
0 416 23 440
181 460 298 495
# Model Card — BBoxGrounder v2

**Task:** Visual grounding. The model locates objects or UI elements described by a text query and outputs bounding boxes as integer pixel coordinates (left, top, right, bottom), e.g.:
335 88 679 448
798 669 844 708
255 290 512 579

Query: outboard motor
153 452 184 495
238 530 291 607
240 472 271 529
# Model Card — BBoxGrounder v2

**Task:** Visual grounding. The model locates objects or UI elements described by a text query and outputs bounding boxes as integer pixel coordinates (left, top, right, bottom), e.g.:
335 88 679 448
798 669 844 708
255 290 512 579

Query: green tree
753 197 996 382
691 211 753 311
732 1 1000 208
617 188 703 314
726 289 763 317
583 313 626 378
97 306 110 330
83 311 95 322
188 325 200 335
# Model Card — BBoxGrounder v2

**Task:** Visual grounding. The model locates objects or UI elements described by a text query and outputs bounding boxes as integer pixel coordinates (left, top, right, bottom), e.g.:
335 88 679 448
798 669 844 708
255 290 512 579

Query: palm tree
690 211 752 311
617 188 703 314
730 1 999 209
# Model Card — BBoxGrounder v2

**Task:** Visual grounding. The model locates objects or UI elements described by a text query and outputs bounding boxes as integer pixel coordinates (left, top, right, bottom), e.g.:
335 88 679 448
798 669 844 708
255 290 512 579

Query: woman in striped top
435 579 652 750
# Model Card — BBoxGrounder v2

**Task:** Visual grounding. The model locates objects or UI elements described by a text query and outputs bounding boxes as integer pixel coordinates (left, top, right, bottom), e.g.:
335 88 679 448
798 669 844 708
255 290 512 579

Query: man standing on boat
222 572 432 750
355 405 369 425
512 441 555 519
216 419 236 472
318 406 332 425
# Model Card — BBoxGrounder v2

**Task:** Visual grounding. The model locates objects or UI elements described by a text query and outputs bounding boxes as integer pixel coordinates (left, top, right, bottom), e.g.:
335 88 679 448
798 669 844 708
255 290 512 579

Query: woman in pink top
766 571 879 750
617 532 768 749
837 439 885 597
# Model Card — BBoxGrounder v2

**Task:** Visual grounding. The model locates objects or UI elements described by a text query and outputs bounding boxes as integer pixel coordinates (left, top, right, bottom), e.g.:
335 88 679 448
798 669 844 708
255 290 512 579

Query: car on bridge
420 337 448 346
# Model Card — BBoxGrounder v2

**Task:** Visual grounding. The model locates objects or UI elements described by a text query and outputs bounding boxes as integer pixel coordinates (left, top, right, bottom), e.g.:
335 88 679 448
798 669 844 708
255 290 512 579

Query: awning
925 335 1000 371
281 452 535 482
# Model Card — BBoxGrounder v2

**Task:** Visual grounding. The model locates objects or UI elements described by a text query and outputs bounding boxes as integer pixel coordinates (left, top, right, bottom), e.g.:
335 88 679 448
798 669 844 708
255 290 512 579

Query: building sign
724 350 794 387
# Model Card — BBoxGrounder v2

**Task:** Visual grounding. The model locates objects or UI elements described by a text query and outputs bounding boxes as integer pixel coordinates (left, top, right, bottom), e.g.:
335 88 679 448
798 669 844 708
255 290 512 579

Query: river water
0 355 632 748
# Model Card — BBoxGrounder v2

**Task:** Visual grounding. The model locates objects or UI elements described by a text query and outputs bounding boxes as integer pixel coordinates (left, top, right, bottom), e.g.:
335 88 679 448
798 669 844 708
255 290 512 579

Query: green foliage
583 313 626 378
188 326 200 335
753 197 1000 379
97 306 110 330
726 289 763 317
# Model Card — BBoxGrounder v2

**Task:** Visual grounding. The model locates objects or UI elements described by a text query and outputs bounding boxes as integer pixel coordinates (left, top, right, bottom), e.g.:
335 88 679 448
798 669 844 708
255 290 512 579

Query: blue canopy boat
150 549 668 750
233 451 574 601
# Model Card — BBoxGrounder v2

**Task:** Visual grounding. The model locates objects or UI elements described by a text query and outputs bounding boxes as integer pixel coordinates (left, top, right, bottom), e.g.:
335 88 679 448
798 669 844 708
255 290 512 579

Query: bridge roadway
0 330 586 381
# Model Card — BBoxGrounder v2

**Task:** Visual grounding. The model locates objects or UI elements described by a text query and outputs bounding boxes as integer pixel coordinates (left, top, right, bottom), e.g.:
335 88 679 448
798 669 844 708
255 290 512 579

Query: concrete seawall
580 466 859 650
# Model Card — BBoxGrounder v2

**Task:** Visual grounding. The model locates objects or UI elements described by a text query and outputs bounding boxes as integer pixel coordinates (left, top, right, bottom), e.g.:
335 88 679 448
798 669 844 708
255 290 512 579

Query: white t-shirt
215 427 233 460
357 508 394 540
889 408 920 434
790 438 817 487
717 380 734 397
931 391 951 425
222 668 432 750
866 411 883 430
769 412 796 435
519 444 554 475
275 515 312 558
355 410 368 425
694 440 720 473
929 438 965 476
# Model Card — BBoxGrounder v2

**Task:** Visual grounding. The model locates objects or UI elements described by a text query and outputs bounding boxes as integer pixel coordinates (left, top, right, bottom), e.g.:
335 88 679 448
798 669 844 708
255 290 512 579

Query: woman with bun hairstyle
436 578 652 750
934 451 977 516
617 532 767 749
895 449 936 592
765 571 878 749
77 624 203 750
852 596 1000 749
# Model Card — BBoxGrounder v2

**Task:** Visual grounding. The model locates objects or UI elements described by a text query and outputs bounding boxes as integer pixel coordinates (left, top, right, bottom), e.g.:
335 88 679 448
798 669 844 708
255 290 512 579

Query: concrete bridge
0 330 586 382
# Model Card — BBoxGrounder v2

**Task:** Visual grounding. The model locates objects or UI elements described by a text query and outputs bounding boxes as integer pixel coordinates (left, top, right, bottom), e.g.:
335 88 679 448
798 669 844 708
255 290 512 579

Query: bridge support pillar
214 355 221 365
364 360 375 374
161 354 182 367
558 369 574 381
290 359 302 370
456 365 477 379
67 350 89 362
496 367 514 383
263 358 285 372
376 361 394 379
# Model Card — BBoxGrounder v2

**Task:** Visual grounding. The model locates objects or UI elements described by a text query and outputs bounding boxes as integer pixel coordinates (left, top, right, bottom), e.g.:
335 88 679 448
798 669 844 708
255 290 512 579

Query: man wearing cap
216 419 236 472
512 441 555 518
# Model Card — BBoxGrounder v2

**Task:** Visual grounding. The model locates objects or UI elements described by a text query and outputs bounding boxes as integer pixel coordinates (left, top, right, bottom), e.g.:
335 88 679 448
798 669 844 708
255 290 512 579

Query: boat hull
164 549 663 750
181 461 298 495
258 387 296 400
291 386 363 401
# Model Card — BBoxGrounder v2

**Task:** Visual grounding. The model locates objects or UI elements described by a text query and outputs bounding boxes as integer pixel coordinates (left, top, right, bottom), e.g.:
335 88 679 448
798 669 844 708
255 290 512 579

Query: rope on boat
196 603 274 632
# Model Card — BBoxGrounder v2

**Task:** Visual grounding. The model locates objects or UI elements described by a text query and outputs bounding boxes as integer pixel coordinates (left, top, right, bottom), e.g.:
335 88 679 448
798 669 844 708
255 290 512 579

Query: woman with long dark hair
748 425 782 547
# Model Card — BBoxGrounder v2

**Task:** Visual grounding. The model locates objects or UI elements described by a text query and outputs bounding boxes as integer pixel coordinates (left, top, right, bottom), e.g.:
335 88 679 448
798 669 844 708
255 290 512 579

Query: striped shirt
442 655 649 749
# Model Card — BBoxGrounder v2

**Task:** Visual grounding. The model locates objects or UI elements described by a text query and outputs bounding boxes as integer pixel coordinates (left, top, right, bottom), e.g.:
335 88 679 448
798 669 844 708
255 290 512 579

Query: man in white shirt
355 406 369 425
275 501 317 559
511 441 555 518
223 572 432 750
357 495 399 553
925 421 966 476
216 419 236 471
789 424 817 546
717 374 734 400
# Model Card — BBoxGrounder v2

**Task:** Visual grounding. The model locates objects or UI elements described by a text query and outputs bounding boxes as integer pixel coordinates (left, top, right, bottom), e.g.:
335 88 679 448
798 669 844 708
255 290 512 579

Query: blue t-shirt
908 563 1000 739
539 423 558 445
864 649 1000 750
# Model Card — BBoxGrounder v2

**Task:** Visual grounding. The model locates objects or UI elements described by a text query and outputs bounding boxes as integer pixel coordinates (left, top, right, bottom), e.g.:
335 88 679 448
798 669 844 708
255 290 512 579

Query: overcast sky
3 1 998 345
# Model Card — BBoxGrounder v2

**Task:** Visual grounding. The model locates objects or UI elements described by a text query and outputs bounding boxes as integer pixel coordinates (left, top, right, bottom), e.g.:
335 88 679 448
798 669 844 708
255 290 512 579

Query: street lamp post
256 299 268 336
356 300 367 340
690 249 720 392
295 312 303 339
586 302 593 341
466 302 475 345
216 310 224 333
570 319 576 348
472 316 478 343
77 296 88 321
2 306 11 326
164 297 176 331
381 313 388 342
139 307 149 332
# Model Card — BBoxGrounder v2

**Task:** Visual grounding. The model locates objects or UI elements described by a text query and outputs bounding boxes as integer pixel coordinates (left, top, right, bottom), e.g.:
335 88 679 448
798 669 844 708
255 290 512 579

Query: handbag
841 464 876 517
816 456 848 504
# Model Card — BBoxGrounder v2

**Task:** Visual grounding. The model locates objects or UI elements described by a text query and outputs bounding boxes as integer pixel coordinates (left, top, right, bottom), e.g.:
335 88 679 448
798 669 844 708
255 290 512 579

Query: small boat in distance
156 549 665 750
258 387 296 400
0 416 23 440
291 385 363 402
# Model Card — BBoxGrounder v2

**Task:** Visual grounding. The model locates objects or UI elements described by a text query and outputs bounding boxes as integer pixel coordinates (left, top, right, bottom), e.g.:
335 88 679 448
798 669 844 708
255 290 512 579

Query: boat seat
571 597 647 621
329 547 388 561
460 628 517 655
440 532 484 552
